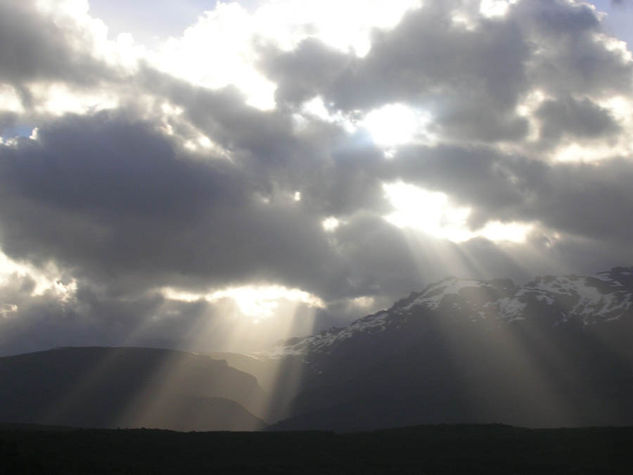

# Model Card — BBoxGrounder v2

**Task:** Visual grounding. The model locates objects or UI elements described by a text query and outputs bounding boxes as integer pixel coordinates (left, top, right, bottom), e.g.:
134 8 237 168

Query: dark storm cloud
535 96 620 144
141 68 390 218
0 111 354 299
523 159 633 243
0 0 114 89
261 38 351 106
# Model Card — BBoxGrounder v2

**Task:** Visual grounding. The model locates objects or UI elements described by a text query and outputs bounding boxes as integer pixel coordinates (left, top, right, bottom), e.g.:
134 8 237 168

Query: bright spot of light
362 103 430 148
477 221 533 243
384 182 472 242
479 0 516 19
162 285 325 320
322 217 340 232
383 182 532 243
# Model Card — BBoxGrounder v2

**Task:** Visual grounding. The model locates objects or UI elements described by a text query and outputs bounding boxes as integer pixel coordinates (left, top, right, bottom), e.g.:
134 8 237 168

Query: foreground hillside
0 424 630 474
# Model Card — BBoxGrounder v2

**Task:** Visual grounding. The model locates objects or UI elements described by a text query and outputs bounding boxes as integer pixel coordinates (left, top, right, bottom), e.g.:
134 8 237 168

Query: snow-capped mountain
270 268 633 431
278 267 633 356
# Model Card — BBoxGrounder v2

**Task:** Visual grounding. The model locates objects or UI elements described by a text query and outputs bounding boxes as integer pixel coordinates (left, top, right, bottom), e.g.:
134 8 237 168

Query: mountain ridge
274 267 633 357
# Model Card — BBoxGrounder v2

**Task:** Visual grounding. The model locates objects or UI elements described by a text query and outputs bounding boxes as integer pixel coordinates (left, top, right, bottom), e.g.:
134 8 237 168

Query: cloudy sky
0 0 632 355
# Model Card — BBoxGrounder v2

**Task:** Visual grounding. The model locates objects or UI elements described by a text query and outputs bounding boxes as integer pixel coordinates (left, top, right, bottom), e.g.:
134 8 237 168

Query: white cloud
0 251 77 302
0 85 24 113
146 0 422 110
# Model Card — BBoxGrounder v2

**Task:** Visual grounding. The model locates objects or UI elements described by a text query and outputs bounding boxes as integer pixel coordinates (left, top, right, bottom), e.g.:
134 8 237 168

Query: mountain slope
271 268 633 431
0 347 266 431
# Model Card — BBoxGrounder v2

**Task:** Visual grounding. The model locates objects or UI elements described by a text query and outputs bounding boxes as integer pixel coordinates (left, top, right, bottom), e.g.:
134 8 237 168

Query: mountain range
1 268 631 431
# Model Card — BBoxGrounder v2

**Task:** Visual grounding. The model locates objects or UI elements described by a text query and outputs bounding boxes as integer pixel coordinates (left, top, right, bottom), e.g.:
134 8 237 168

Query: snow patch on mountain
402 278 485 311
495 297 527 321
524 274 632 323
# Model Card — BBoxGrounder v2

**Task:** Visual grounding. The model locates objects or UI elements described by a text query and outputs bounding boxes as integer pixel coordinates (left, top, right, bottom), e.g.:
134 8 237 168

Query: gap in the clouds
591 0 633 50
88 0 261 45
88 0 215 44
0 124 37 143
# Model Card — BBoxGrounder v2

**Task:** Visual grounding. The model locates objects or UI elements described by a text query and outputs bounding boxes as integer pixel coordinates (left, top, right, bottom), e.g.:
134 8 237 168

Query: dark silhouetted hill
0 346 265 431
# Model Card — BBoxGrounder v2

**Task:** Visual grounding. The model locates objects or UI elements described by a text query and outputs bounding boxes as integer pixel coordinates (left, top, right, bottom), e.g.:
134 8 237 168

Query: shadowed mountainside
0 347 266 431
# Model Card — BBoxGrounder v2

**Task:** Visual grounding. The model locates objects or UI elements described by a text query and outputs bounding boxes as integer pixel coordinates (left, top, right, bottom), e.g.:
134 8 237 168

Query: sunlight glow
362 103 431 148
384 182 472 242
162 284 325 320
322 217 340 232
478 221 533 243
479 0 516 19
383 182 532 243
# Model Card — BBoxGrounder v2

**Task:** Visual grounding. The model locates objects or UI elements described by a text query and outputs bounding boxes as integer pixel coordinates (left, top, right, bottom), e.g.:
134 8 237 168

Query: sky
0 0 632 356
